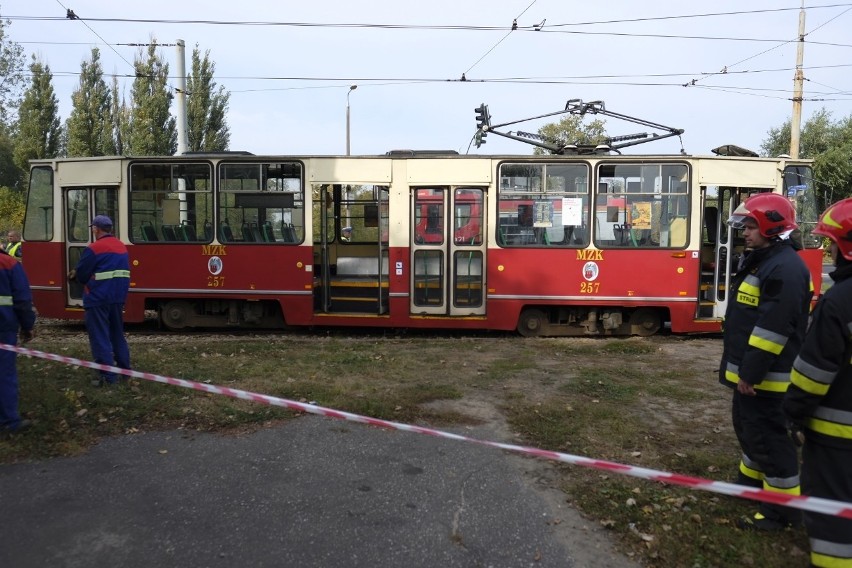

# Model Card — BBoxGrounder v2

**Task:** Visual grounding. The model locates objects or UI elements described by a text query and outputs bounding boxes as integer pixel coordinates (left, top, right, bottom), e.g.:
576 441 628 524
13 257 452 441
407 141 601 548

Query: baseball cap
90 215 114 229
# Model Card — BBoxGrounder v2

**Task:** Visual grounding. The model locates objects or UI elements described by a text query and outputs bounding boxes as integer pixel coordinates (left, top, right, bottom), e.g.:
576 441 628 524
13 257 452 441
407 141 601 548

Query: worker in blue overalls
0 246 35 433
68 215 131 386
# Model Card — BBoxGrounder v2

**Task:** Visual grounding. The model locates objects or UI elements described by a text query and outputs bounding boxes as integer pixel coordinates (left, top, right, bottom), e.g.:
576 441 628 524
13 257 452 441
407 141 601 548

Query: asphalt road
0 415 638 568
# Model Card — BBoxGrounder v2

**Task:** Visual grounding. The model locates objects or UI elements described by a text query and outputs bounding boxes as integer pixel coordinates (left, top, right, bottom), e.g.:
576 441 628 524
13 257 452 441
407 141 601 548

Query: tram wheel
629 308 661 337
160 300 193 330
517 308 548 337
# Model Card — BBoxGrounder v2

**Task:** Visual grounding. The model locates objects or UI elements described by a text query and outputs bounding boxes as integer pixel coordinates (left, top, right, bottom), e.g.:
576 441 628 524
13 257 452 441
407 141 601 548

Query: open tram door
313 183 389 314
62 187 120 307
410 187 486 316
699 187 754 319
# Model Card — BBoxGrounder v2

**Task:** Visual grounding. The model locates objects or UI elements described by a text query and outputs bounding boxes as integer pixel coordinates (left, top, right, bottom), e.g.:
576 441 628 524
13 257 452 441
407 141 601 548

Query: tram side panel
486 246 707 335
128 242 315 328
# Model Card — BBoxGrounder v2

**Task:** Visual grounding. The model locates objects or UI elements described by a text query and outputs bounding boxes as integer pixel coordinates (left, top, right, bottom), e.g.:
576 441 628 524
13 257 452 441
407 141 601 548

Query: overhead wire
7 3 850 111
52 0 135 70
461 0 538 78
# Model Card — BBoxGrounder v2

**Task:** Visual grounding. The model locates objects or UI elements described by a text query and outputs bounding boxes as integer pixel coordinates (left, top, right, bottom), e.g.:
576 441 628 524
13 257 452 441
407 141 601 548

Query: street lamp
346 84 357 156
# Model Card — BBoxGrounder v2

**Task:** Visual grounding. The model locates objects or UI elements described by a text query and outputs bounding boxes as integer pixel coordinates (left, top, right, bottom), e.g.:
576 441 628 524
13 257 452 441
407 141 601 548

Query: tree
761 108 852 210
128 41 176 155
66 48 114 157
14 55 61 174
186 45 230 152
0 185 25 231
532 115 607 155
0 125 20 189
0 15 27 128
110 75 131 155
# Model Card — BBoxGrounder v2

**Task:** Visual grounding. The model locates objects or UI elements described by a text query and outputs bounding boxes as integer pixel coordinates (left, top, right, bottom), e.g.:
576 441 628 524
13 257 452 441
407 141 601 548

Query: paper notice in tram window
632 202 652 229
533 201 553 228
562 197 583 226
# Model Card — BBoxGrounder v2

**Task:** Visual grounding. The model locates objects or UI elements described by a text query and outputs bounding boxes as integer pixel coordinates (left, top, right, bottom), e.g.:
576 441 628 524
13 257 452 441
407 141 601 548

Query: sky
3 1 851 158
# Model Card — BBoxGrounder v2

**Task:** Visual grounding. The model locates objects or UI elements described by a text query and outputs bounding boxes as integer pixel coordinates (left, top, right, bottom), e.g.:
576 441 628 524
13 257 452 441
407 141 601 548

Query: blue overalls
74 234 131 384
0 249 36 430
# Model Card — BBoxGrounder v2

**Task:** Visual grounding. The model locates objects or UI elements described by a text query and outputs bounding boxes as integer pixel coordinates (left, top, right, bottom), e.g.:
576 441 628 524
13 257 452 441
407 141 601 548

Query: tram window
23 166 55 241
783 165 820 249
129 162 213 244
219 161 304 244
595 163 690 249
497 162 590 248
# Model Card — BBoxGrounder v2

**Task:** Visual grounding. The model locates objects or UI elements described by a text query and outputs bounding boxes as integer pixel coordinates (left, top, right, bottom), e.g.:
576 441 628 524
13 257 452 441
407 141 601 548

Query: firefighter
783 197 852 567
68 215 131 386
719 192 813 530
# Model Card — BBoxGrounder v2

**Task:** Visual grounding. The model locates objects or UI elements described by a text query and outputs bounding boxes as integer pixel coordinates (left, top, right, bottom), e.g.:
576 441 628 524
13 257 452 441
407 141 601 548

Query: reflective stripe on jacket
73 234 130 308
0 249 35 333
784 262 852 448
720 242 812 396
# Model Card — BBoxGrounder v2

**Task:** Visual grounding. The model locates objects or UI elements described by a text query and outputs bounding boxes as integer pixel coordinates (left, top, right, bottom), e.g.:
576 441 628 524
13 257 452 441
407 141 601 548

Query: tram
21 147 822 336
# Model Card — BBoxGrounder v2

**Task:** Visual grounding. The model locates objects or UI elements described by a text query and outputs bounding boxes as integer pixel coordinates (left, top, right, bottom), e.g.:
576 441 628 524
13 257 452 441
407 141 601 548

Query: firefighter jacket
719 241 812 397
783 260 852 449
74 233 130 308
0 249 35 333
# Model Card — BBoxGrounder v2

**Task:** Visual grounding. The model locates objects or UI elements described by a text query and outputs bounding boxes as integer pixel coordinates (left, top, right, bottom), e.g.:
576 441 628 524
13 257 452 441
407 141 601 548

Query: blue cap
90 215 114 229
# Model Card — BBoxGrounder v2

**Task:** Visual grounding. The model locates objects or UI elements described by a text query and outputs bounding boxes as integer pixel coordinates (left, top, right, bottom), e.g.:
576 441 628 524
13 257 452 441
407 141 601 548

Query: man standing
719 193 813 531
68 215 130 386
5 230 22 261
0 246 36 433
783 197 852 567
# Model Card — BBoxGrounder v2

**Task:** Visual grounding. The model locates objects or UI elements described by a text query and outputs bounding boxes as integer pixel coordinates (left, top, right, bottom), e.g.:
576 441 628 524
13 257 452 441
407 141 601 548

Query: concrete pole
790 5 805 159
175 39 189 155
175 40 189 224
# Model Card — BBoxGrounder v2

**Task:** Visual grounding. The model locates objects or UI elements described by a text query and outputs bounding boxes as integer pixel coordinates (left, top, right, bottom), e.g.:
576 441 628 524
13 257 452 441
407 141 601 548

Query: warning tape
5 342 852 520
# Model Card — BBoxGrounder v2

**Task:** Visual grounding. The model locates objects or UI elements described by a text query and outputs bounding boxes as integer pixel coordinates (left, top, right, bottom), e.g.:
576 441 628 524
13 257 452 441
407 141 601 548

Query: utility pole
175 39 189 224
175 39 189 155
790 3 806 159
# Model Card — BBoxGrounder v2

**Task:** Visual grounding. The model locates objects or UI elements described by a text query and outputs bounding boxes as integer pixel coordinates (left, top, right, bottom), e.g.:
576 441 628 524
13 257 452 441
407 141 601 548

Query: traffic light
474 104 491 147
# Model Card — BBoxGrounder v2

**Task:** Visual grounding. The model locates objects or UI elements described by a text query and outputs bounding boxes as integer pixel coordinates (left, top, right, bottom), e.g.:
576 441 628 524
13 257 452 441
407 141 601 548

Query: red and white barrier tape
5 342 852 520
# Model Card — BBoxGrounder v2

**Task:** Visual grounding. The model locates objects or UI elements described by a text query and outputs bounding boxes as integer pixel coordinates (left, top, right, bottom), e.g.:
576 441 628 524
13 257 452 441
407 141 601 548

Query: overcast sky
3 1 851 157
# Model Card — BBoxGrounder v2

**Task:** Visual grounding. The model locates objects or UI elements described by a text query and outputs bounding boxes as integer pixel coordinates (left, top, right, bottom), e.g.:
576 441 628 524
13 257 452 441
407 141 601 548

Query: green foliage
0 15 27 128
110 75 131 155
761 108 852 209
14 55 61 174
533 115 607 155
0 185 26 230
0 126 22 189
128 41 176 155
187 45 231 152
66 48 115 157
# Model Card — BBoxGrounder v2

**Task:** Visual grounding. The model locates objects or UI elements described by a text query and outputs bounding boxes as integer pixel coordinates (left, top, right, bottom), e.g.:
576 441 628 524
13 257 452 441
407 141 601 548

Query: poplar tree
0 14 26 128
110 75 131 155
14 55 61 173
128 41 175 155
186 45 230 152
66 48 114 157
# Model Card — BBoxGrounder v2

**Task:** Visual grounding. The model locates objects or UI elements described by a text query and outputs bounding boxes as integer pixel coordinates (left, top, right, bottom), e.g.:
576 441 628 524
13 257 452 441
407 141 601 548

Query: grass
1 331 813 566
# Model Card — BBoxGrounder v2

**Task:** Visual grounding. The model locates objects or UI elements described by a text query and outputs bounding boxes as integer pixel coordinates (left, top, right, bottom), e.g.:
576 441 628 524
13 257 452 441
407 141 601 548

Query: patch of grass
2 332 813 568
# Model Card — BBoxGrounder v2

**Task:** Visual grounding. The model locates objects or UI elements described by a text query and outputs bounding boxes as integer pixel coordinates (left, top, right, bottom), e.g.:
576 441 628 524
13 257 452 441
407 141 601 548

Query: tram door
63 187 119 306
702 187 754 319
410 187 486 316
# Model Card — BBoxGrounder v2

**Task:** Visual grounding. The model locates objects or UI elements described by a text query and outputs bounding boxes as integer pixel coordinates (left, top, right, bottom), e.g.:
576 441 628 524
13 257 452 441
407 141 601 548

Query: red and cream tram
22 151 822 336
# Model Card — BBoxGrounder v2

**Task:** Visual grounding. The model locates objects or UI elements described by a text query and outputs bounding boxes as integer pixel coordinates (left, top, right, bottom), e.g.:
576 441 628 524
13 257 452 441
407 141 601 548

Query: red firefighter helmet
813 197 852 261
727 193 798 238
